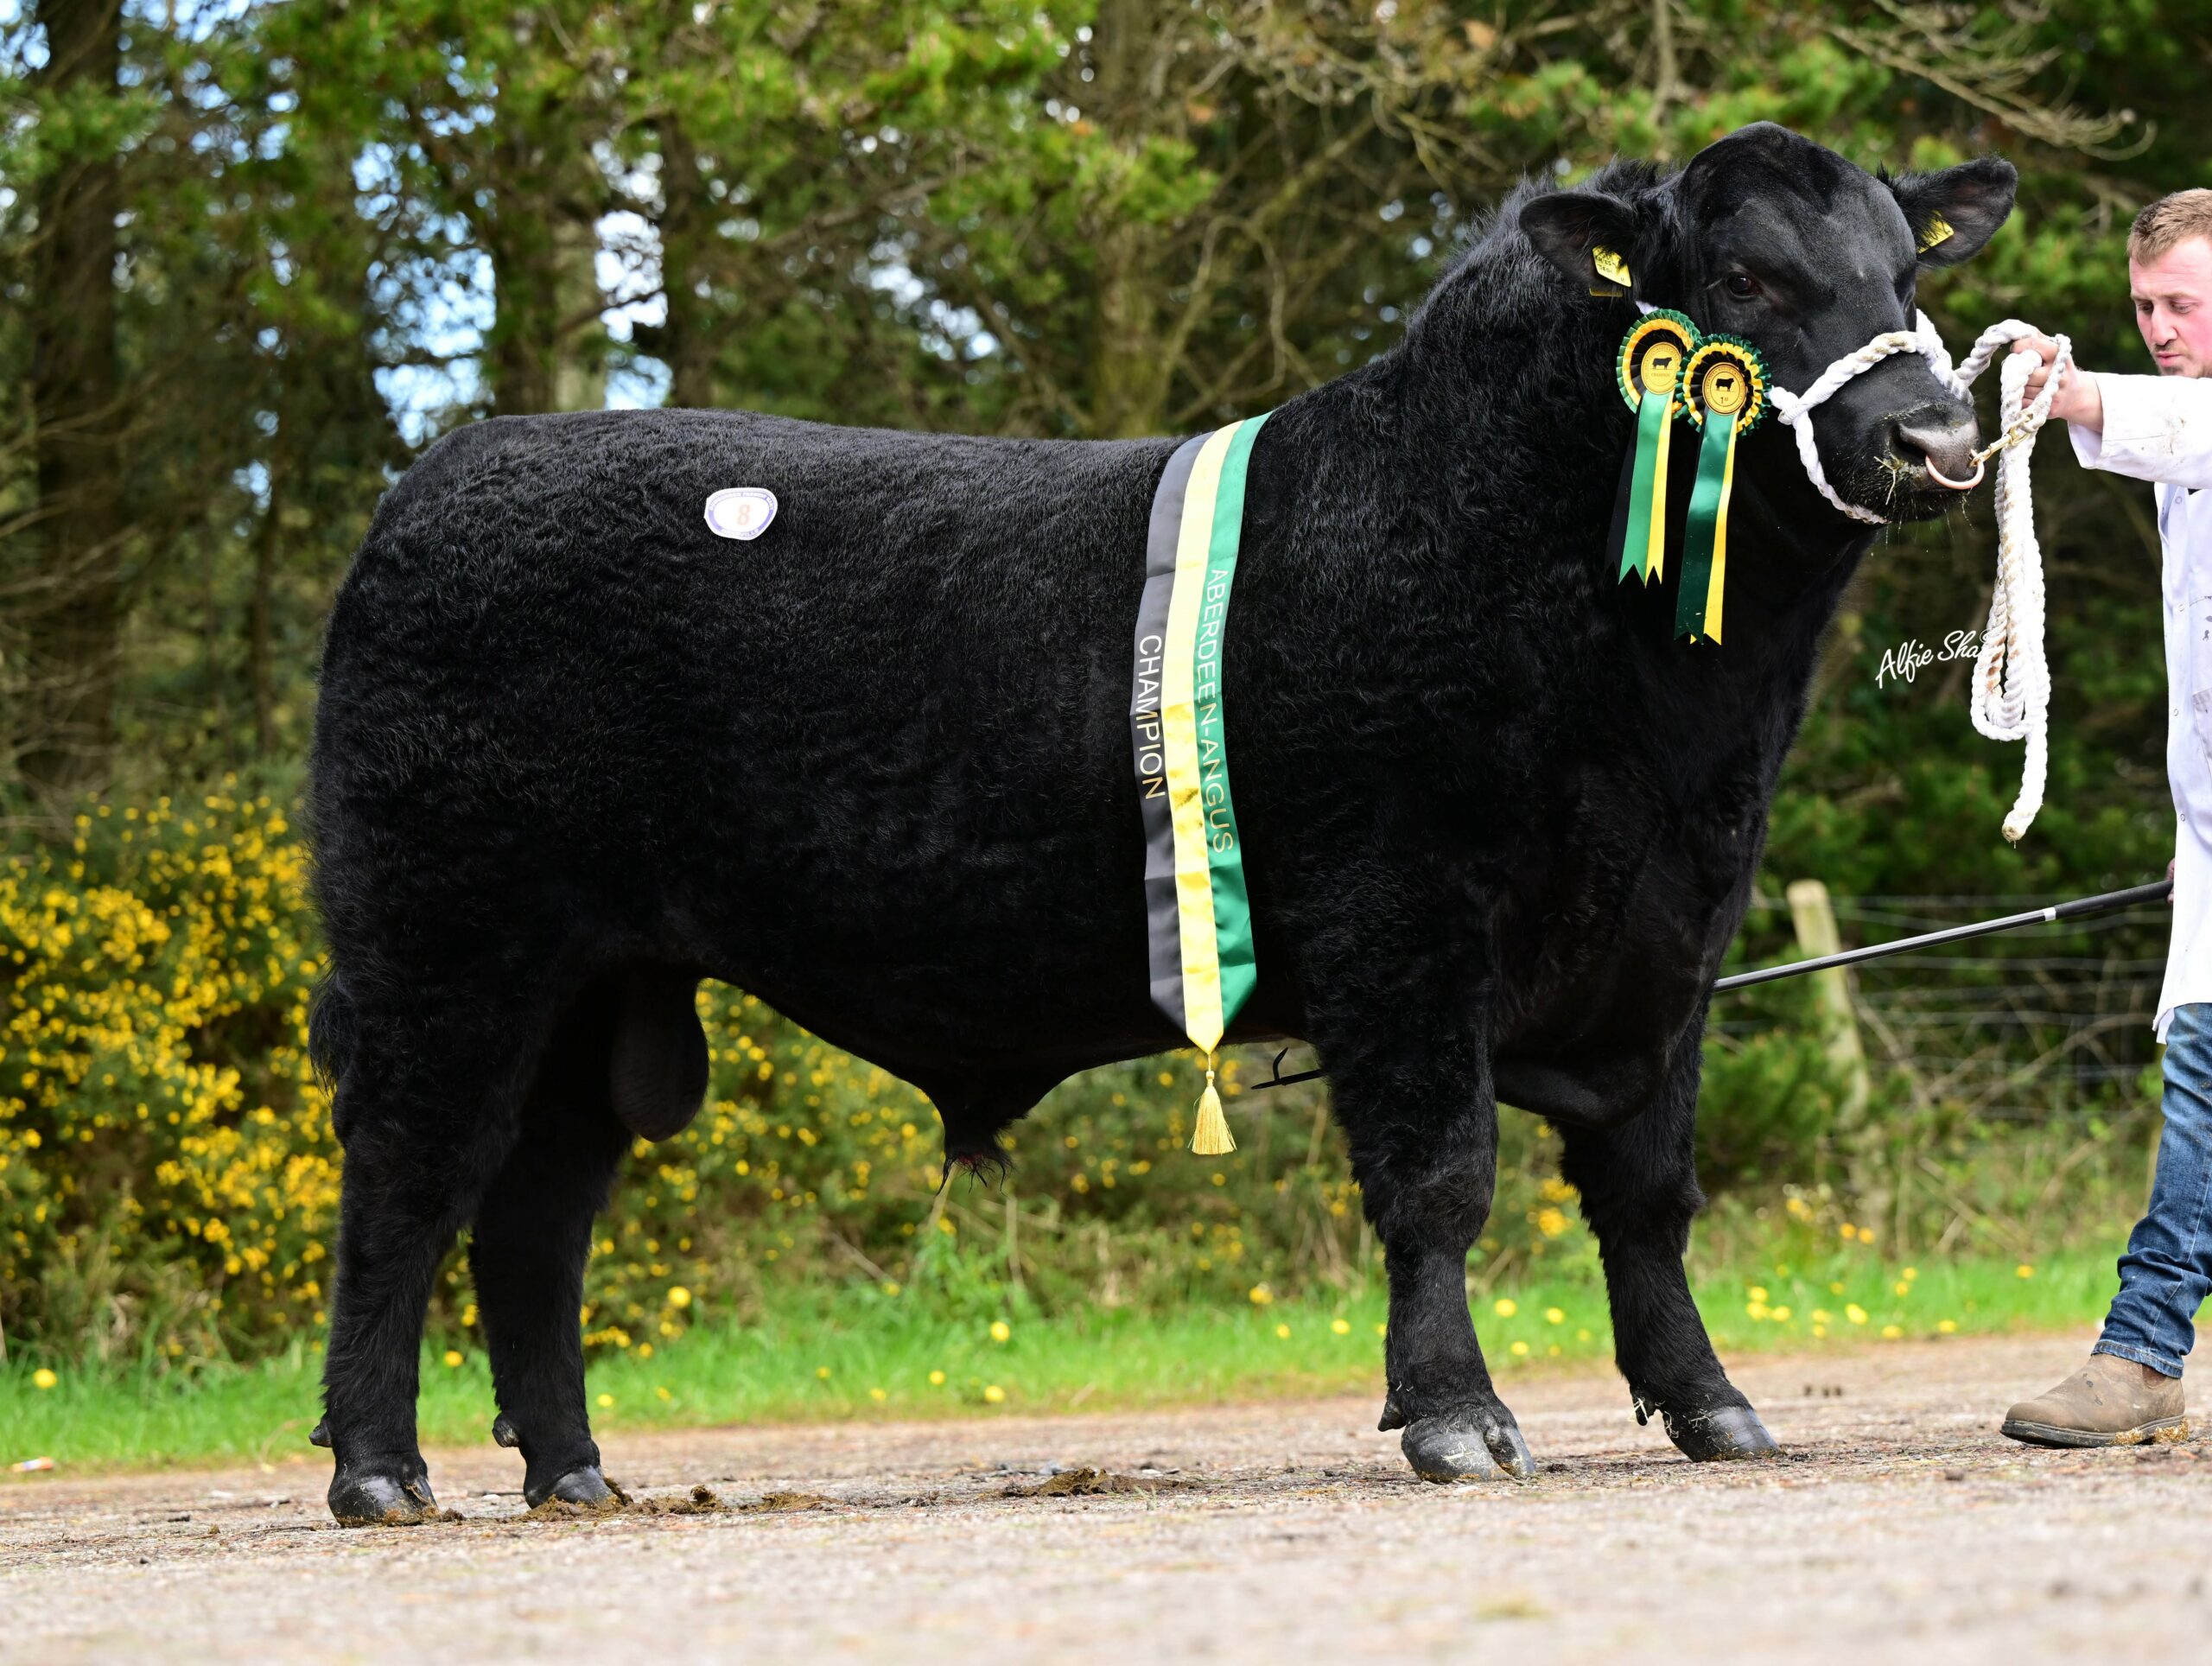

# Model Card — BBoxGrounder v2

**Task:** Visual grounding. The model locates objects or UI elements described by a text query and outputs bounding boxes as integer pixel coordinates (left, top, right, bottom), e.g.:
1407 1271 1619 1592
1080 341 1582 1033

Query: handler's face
2131 236 2212 378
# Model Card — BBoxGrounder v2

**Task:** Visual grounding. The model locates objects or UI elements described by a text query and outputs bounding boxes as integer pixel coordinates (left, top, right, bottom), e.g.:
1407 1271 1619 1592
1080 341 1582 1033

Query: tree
1 0 2199 886
17 0 122 798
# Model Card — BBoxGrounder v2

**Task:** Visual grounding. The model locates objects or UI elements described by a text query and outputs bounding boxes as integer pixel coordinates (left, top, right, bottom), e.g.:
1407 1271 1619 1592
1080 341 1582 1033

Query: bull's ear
1520 190 1642 298
1891 157 2017 269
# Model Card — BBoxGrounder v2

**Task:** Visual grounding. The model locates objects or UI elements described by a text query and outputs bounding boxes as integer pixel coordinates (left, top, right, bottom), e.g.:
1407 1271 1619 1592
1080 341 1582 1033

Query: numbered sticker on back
704 487 778 541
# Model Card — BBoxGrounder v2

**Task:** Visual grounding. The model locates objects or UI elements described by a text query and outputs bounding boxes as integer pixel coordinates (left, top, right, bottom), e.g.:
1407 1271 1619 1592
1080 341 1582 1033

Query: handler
2001 188 2212 1447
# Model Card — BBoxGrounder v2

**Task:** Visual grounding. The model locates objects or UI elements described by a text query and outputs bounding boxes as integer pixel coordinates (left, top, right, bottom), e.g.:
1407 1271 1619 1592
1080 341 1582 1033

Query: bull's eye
1724 272 1761 300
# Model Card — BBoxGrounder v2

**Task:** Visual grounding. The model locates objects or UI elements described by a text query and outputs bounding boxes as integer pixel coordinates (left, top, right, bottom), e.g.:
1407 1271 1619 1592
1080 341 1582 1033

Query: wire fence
1730 890 2168 1122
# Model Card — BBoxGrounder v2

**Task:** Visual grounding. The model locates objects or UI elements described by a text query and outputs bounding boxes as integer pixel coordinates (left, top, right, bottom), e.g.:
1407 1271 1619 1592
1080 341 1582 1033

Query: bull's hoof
328 1465 439 1528
1402 1408 1536 1484
492 1413 519 1449
1661 1401 1779 1461
525 1464 626 1513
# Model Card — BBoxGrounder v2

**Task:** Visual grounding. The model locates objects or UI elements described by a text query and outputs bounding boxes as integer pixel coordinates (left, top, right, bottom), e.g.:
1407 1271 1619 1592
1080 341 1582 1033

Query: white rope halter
1768 311 1976 521
1631 300 2070 843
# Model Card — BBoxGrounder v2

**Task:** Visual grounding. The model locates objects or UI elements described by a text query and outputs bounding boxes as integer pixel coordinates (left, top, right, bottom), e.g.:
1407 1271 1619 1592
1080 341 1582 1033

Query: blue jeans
2096 1001 2212 1378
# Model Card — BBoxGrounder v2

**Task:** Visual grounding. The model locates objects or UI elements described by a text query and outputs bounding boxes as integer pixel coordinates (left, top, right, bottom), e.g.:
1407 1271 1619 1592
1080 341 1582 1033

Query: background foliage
2 0 2208 1368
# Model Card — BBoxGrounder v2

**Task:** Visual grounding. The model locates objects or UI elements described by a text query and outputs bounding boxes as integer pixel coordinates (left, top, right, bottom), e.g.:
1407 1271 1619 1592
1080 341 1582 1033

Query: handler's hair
2129 188 2212 264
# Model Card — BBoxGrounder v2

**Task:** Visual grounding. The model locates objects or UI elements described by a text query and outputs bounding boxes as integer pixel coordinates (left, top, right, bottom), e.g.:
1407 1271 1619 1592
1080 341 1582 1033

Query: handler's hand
2012 333 2101 429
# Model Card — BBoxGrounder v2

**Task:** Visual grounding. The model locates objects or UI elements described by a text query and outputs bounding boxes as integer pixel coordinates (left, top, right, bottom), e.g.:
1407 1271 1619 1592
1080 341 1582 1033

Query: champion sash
1129 415 1268 1149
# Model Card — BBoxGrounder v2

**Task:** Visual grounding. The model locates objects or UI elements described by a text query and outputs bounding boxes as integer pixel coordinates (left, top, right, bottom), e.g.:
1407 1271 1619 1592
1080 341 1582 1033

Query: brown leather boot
2000 1352 2187 1447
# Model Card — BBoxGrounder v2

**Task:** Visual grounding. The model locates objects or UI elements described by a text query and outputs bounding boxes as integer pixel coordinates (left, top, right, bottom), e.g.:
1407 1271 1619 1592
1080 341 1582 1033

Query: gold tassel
1191 1052 1236 1155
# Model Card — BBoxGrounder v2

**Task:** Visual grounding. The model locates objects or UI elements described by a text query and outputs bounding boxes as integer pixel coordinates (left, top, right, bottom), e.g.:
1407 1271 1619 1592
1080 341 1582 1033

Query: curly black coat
305 124 2015 1522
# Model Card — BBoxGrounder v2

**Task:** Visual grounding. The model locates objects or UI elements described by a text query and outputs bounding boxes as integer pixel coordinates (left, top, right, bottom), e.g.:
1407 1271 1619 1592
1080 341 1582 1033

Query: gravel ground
6 1329 2211 1663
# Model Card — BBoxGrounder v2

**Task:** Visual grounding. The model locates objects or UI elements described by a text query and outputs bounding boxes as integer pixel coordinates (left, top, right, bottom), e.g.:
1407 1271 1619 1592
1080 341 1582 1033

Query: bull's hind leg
470 983 632 1509
321 1005 540 1525
1555 1033 1777 1461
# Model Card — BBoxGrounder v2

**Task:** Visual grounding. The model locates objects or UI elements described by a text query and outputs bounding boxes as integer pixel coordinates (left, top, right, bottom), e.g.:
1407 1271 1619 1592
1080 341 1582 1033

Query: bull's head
1521 123 2017 524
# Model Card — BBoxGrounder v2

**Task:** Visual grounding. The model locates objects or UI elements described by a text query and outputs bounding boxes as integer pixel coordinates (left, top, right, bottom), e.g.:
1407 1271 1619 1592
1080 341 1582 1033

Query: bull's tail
308 973 359 1092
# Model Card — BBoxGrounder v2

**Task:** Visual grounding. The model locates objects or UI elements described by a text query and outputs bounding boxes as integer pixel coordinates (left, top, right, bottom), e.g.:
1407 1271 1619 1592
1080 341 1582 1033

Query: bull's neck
1384 277 1873 798
1618 464 1870 807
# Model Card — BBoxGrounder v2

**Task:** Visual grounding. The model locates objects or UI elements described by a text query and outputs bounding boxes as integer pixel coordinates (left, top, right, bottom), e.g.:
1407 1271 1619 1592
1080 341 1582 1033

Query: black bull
305 123 2017 1523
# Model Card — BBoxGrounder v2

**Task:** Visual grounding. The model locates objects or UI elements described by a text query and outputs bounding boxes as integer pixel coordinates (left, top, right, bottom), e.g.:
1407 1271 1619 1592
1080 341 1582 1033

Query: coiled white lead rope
1640 300 2069 843
1955 323 2069 843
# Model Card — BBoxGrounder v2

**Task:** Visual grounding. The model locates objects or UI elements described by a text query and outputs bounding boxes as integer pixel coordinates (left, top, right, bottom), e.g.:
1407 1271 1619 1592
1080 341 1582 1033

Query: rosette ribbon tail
1677 404 1739 643
1610 388 1675 584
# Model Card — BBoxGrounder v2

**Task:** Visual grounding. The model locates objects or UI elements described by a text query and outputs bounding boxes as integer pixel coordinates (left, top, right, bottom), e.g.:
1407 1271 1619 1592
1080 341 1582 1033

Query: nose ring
1925 457 1985 491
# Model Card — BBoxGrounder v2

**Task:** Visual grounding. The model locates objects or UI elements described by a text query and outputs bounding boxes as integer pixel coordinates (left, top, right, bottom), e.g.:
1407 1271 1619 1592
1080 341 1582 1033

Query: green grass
0 1246 2120 1478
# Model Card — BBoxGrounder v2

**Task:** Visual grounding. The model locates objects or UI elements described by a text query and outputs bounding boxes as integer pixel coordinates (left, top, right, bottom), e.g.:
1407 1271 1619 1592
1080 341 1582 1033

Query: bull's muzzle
1894 413 1984 491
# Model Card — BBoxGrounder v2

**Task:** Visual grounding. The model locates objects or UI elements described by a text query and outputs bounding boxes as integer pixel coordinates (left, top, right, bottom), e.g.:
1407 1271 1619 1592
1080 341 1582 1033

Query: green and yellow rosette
1675 334 1770 644
1608 310 1699 586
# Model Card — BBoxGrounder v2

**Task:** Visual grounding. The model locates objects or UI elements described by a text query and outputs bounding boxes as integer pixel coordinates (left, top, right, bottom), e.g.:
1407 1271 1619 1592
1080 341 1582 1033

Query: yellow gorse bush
7 788 1603 1369
3 788 334 1358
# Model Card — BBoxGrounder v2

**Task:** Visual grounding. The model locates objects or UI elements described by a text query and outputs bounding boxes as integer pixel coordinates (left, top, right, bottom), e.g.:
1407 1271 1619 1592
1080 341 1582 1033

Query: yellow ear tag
1916 213 1955 253
1592 245 1633 290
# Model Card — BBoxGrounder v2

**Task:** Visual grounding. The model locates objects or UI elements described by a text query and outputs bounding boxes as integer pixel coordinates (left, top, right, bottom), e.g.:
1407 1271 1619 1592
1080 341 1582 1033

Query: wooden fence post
1785 880 1877 1210
1784 881 1869 1112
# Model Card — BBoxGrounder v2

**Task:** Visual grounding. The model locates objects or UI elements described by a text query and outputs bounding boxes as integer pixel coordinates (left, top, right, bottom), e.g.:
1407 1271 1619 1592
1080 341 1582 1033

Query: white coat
2068 372 2212 1039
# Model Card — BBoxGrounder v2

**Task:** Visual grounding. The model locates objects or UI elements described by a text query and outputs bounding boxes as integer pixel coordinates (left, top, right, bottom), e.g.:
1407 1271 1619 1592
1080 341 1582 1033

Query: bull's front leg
1334 1036 1535 1485
1554 1012 1777 1461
